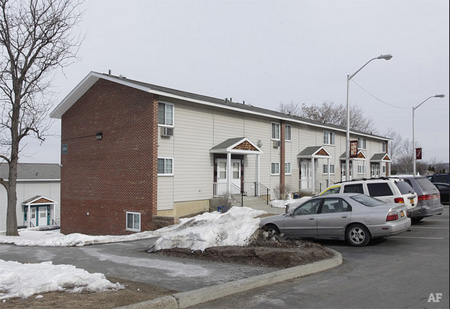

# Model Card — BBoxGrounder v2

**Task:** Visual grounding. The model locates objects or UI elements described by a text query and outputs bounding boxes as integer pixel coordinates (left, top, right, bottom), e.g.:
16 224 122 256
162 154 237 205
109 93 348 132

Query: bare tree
296 101 376 133
278 101 301 116
0 0 83 235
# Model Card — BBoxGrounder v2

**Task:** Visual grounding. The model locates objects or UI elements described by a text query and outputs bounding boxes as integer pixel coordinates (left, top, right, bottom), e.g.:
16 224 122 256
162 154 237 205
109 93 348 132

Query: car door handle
341 216 348 218
309 218 315 220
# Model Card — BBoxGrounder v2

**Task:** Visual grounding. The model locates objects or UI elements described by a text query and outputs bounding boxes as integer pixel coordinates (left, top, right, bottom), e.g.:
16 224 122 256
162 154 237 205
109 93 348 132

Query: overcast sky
20 0 449 164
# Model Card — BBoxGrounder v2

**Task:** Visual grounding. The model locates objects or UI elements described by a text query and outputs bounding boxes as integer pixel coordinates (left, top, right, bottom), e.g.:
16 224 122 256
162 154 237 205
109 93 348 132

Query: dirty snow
0 206 265 300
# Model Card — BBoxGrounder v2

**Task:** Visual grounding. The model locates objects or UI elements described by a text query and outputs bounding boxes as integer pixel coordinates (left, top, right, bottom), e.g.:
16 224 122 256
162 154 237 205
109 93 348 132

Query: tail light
418 194 438 201
386 211 399 221
394 197 405 203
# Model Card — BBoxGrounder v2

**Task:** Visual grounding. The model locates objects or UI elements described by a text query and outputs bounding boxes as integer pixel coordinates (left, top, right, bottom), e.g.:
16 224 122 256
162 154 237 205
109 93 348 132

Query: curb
118 248 342 309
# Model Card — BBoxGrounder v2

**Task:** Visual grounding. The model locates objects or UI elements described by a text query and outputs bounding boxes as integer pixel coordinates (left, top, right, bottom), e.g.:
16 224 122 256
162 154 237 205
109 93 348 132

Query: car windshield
395 181 415 194
350 194 386 207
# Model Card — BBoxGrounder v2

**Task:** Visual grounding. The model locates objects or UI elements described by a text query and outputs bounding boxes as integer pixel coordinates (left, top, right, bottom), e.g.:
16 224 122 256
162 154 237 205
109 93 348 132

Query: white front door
300 161 311 189
216 159 241 195
38 207 49 226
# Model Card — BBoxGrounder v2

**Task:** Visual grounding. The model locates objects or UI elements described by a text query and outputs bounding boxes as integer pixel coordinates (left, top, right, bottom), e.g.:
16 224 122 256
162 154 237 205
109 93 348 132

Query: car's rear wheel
263 224 280 235
346 224 370 247
411 217 423 224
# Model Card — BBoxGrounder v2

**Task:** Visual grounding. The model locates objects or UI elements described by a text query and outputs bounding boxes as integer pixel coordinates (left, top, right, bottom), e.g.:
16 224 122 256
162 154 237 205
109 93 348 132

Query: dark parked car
427 173 449 184
433 182 449 205
394 176 443 223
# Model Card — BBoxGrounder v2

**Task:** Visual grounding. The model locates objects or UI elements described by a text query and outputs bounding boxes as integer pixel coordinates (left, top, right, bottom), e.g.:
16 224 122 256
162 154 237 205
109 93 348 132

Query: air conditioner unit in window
273 140 281 148
161 127 174 137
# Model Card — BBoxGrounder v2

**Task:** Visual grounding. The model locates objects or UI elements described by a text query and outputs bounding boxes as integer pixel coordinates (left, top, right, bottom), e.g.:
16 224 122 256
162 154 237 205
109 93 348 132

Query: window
158 102 174 126
323 131 335 145
271 123 280 140
358 138 367 149
285 125 292 141
320 198 351 213
126 212 141 232
293 199 322 216
357 164 365 174
367 183 393 197
271 162 280 175
343 184 364 194
382 142 387 152
158 158 173 175
285 163 291 175
323 164 335 174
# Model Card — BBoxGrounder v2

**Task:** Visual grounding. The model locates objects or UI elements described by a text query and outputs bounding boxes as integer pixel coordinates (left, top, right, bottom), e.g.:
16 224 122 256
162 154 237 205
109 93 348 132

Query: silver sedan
260 193 411 246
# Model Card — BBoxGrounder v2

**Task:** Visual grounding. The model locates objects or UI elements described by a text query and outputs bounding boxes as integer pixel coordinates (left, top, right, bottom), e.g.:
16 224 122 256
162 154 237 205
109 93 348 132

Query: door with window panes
216 159 241 195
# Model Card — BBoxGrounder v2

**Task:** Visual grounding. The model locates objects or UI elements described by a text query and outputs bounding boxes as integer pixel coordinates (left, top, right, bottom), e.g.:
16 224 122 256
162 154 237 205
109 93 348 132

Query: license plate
400 211 405 218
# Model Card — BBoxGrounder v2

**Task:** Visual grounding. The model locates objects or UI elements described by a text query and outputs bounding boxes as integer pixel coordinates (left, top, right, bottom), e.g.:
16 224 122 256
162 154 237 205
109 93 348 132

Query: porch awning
339 151 367 160
297 146 331 159
22 195 56 206
370 153 391 162
210 137 263 155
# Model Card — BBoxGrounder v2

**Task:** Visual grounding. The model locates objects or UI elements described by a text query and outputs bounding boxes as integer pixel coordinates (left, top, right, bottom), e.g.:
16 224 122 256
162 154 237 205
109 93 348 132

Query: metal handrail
229 183 243 207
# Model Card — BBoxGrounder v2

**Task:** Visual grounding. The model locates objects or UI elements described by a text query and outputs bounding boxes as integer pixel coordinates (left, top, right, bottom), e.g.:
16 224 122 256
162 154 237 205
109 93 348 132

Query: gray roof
298 146 323 157
370 153 390 161
99 73 390 141
0 163 60 180
210 137 246 151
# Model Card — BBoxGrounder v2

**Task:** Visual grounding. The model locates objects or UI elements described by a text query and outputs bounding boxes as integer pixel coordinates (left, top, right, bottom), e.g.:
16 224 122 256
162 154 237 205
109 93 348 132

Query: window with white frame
126 212 141 232
158 102 174 126
271 122 280 140
357 164 365 174
271 162 280 175
358 138 367 149
285 125 292 141
157 158 173 175
323 131 335 145
323 164 335 174
285 162 291 174
382 142 387 152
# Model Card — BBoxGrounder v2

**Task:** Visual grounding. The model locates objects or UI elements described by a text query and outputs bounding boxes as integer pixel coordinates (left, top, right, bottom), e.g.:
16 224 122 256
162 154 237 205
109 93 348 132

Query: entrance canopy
210 137 262 155
370 153 391 162
339 150 367 160
22 195 56 206
297 146 331 159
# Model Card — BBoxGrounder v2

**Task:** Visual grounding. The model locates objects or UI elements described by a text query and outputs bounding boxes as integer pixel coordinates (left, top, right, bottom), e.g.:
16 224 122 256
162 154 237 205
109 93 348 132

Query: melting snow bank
149 207 266 252
0 259 124 300
0 228 161 247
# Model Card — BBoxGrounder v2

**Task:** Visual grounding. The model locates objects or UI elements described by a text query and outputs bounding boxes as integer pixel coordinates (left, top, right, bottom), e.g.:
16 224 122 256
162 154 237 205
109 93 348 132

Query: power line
351 79 409 110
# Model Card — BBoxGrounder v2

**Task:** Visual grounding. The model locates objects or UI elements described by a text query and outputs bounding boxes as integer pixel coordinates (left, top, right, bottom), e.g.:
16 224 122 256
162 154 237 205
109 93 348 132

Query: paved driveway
193 207 449 308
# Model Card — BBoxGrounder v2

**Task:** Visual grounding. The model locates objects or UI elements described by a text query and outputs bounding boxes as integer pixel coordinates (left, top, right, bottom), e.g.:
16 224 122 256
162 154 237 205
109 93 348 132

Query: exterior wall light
96 132 103 140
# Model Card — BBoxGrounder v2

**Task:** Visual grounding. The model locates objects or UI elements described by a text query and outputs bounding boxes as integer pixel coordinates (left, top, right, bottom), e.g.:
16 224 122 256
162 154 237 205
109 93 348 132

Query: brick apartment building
51 71 391 235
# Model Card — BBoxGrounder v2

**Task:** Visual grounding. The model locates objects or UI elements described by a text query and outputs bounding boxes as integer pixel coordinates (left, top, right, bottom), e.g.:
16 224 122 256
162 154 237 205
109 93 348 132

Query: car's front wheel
346 224 371 247
263 224 280 235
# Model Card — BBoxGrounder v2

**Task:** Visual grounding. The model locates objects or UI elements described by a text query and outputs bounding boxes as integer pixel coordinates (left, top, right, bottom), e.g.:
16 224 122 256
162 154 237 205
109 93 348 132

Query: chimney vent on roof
108 69 111 75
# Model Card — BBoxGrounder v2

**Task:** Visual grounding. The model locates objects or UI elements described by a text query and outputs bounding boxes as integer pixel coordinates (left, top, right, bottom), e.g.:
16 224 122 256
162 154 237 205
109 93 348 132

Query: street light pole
412 94 445 176
345 54 392 180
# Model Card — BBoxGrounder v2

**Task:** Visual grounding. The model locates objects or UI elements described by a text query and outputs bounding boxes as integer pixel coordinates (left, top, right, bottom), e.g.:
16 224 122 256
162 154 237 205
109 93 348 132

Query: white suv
320 178 418 217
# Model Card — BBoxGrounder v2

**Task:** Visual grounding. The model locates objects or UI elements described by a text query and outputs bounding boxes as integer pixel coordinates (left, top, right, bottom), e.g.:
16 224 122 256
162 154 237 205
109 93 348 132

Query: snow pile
0 259 123 300
270 195 311 209
150 206 265 252
0 228 160 247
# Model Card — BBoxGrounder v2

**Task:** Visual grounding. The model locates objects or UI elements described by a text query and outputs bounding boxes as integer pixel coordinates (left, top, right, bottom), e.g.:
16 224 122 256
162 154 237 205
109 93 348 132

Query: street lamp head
434 94 445 98
377 54 393 60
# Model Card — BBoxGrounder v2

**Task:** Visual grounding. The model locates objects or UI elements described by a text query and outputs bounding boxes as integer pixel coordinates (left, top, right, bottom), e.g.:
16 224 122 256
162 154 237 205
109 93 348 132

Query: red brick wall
60 79 158 235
